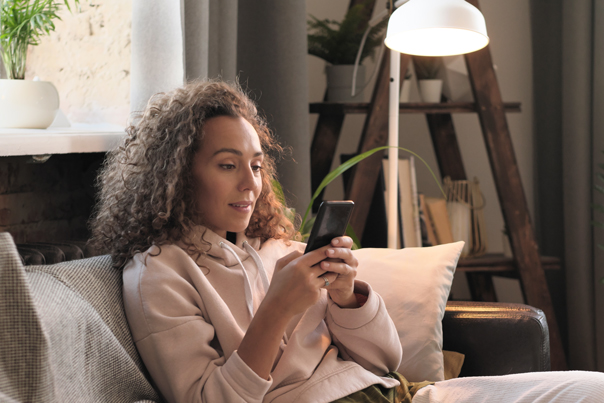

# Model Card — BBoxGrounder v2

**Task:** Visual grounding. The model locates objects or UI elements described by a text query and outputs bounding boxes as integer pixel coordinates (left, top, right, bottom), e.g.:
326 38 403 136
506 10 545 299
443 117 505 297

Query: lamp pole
387 49 400 249
359 0 488 248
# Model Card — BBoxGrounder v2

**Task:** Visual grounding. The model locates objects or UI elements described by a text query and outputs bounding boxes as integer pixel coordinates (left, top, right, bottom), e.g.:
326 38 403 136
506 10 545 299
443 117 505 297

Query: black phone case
304 201 354 253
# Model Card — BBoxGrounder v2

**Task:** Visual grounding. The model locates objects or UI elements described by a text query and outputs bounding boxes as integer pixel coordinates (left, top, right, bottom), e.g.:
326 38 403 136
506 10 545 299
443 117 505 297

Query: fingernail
323 262 330 268
327 249 335 255
332 239 339 245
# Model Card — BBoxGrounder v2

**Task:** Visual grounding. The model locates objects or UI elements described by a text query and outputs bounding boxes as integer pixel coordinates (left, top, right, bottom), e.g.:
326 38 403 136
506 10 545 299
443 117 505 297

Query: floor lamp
370 0 490 248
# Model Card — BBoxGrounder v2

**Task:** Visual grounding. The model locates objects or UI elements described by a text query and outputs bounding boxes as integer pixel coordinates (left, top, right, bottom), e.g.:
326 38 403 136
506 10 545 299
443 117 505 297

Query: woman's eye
252 165 263 173
220 164 236 170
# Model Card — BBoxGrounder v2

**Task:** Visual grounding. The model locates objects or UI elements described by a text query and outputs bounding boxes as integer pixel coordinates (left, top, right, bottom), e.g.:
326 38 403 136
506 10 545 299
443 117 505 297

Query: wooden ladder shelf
309 0 567 371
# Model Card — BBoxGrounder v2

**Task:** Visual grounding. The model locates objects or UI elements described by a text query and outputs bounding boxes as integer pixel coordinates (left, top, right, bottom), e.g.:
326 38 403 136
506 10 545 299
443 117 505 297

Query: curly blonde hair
90 79 296 269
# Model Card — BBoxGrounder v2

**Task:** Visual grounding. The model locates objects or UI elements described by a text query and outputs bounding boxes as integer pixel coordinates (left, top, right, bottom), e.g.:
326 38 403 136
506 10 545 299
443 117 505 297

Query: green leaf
592 220 604 229
345 223 361 250
300 146 388 229
272 179 286 205
1 0 80 75
300 216 315 242
307 0 386 64
592 203 604 214
300 145 446 231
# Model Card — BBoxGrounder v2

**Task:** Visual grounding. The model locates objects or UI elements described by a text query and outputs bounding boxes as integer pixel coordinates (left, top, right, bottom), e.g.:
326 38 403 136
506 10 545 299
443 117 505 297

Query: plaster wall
24 0 132 126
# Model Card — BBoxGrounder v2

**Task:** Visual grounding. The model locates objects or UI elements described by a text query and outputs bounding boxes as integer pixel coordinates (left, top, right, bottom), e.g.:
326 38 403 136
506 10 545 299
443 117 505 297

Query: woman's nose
239 166 258 191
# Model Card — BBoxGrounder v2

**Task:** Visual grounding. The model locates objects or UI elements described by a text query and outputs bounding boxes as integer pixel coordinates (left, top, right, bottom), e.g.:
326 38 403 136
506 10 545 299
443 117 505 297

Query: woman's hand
320 236 359 308
263 248 341 319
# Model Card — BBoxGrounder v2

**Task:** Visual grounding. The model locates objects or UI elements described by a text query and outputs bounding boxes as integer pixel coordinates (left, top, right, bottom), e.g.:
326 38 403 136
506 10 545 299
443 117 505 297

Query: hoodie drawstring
219 241 270 319
243 241 270 293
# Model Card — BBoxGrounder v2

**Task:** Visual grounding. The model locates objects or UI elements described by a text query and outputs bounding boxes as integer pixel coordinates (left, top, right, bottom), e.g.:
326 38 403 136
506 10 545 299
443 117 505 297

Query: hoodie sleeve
325 280 403 376
123 249 272 403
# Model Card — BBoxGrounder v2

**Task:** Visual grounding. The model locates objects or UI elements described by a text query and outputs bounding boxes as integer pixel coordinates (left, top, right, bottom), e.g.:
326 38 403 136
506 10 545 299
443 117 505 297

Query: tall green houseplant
0 0 79 79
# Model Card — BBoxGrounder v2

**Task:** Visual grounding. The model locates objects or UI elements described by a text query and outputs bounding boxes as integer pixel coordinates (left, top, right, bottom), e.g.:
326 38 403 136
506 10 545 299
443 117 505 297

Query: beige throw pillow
353 242 464 382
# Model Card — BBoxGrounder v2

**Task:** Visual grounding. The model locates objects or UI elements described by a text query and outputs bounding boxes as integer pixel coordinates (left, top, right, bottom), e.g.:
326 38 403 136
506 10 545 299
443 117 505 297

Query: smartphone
304 201 354 254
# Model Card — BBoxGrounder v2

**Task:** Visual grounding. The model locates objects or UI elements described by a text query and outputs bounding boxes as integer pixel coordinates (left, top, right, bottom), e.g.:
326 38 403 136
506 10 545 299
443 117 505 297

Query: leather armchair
443 301 551 377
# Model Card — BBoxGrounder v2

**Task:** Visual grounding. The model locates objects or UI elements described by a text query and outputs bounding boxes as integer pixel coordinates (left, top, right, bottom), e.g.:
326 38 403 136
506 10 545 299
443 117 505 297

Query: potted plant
0 0 79 129
413 56 444 103
307 1 386 102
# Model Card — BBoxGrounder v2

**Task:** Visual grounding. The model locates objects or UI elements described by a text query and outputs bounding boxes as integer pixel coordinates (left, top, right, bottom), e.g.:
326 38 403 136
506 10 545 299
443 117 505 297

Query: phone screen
304 201 354 254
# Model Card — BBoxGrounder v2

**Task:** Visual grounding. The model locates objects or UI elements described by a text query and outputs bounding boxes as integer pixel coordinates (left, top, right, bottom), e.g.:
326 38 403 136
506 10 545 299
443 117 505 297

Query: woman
91 79 603 403
91 79 417 403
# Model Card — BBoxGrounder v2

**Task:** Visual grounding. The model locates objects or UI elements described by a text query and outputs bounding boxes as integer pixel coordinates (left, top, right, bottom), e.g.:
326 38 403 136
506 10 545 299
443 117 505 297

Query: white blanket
413 371 604 403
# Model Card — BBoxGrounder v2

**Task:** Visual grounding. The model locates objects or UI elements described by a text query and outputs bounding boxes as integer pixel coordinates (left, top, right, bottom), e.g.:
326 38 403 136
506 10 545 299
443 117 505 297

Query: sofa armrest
442 301 551 377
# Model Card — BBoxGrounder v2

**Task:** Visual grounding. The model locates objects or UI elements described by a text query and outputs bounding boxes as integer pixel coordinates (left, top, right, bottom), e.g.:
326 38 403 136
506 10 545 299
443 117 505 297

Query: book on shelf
424 197 455 245
419 193 437 246
399 156 422 247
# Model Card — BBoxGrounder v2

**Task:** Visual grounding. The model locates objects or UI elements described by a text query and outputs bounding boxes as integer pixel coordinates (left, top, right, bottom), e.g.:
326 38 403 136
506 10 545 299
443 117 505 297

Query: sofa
0 232 550 402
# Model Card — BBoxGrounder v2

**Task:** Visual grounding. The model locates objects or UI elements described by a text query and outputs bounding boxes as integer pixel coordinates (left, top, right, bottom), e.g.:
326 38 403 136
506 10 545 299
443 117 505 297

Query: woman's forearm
237 302 292 380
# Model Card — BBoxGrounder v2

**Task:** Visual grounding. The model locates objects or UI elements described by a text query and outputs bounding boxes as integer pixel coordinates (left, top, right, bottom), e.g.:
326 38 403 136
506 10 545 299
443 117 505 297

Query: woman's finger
324 247 357 267
330 236 353 248
320 260 353 275
316 272 339 288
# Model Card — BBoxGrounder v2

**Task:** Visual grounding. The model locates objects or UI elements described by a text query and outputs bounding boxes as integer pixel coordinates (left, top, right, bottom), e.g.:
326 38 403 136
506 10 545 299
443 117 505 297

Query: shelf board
309 101 521 115
0 123 126 157
457 254 560 275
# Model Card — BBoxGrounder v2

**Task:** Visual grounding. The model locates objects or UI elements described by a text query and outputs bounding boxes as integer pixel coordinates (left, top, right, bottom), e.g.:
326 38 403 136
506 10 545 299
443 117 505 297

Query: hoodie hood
183 225 262 267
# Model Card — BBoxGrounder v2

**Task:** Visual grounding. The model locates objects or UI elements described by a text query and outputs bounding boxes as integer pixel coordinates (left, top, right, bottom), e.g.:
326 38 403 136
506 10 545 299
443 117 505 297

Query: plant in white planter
307 1 386 102
0 0 79 128
413 56 444 103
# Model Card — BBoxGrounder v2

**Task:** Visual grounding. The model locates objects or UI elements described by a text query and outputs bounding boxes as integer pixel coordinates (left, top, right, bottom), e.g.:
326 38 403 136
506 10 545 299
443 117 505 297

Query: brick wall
0 153 105 243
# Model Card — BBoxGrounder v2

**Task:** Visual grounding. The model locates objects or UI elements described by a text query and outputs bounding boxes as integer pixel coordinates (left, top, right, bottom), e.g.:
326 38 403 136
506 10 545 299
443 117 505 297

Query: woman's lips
229 202 252 212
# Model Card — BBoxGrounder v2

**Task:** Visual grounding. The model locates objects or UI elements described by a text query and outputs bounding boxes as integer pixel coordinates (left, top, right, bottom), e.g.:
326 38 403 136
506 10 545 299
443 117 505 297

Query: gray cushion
0 232 162 402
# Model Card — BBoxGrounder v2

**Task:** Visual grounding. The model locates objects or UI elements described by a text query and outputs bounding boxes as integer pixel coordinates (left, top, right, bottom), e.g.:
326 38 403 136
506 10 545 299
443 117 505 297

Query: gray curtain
593 0 604 371
562 0 604 371
533 0 604 370
562 0 596 370
237 0 311 216
561 0 604 370
130 0 311 213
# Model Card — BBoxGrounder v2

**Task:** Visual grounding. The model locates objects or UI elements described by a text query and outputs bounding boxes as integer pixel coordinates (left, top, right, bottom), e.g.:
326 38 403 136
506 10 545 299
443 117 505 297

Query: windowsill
0 123 126 157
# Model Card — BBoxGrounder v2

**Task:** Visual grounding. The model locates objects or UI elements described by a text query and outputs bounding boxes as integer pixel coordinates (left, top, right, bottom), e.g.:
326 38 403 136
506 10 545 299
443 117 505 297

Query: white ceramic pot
418 79 443 103
325 65 366 103
0 79 60 129
400 79 412 102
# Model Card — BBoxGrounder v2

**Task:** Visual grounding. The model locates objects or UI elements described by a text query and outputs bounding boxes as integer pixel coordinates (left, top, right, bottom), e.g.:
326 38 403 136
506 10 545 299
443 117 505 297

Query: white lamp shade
384 0 489 56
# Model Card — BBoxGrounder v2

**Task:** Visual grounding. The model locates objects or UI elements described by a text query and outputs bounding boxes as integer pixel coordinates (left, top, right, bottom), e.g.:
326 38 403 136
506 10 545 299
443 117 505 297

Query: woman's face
191 116 264 238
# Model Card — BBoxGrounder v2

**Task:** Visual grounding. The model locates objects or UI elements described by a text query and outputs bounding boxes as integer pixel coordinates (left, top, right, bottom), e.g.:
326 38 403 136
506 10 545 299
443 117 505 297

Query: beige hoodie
123 226 402 403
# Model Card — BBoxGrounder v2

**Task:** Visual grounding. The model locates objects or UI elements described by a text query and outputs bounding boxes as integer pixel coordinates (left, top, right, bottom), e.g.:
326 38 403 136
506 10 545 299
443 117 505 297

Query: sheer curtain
130 0 311 214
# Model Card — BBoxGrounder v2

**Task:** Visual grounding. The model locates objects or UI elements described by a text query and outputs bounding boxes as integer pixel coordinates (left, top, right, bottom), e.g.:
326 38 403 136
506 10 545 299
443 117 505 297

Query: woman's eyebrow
212 148 263 157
